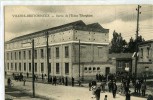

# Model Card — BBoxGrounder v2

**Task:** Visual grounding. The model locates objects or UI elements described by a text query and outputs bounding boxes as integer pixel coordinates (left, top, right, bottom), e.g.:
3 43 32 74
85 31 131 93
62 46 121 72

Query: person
112 82 117 98
126 90 131 100
89 82 92 91
7 78 11 87
104 95 107 100
72 77 74 87
27 72 29 78
44 74 47 83
141 82 146 96
91 85 96 99
42 73 44 81
95 86 101 100
65 77 68 86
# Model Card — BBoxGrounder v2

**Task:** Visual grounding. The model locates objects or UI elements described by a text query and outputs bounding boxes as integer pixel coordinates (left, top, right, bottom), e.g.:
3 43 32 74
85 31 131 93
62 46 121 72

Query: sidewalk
5 79 147 100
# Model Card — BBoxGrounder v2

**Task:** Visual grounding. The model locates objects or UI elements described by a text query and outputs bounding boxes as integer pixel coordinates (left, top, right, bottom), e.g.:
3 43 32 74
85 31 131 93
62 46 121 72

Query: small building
137 39 153 76
108 53 134 74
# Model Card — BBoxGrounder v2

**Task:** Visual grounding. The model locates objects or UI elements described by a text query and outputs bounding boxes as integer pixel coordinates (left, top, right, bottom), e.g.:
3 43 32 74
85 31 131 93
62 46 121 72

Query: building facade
137 40 153 76
5 20 114 80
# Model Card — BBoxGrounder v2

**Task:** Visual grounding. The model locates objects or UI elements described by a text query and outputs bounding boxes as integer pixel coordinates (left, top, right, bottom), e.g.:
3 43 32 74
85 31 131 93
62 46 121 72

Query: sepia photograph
3 4 153 100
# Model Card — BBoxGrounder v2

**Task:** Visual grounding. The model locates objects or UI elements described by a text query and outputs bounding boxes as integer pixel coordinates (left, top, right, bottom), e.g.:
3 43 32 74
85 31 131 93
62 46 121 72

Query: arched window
89 67 91 70
84 67 87 70
93 67 96 71
97 67 100 70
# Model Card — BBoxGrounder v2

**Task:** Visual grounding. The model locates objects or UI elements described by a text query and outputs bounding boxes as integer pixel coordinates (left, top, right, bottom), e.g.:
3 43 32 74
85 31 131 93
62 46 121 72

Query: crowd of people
89 73 148 100
6 72 150 100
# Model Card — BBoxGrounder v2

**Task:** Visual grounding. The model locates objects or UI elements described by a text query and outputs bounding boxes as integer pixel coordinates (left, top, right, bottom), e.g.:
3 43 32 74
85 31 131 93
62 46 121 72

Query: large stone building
137 39 153 76
5 20 115 80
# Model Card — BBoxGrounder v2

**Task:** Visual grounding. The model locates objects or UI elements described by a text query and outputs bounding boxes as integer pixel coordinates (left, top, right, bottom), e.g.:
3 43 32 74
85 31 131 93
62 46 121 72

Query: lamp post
32 39 35 97
46 31 50 83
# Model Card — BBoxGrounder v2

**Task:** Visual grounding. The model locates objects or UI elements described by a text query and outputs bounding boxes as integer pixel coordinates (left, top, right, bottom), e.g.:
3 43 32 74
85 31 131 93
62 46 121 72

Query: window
93 67 96 71
98 47 103 58
89 67 91 70
11 52 13 60
56 47 59 58
97 67 100 70
56 63 59 74
84 67 87 70
7 53 9 60
19 51 21 60
65 63 69 74
29 50 31 59
19 63 21 71
15 52 17 60
147 47 150 57
141 48 143 57
7 63 9 70
11 63 13 70
118 62 122 68
80 46 86 58
40 49 44 59
23 51 26 59
41 63 44 72
48 48 51 59
24 63 26 71
29 63 31 72
34 50 37 59
49 63 51 73
35 63 37 72
65 46 69 58
15 63 17 71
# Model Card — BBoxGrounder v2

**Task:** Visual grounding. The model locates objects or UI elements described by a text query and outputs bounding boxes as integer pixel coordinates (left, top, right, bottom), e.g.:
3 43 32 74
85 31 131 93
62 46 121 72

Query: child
104 95 107 100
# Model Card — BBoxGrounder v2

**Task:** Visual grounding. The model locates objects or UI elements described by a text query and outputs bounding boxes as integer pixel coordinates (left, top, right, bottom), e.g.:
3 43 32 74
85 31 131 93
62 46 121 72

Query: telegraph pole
46 31 50 83
32 39 35 97
79 39 80 79
135 5 141 93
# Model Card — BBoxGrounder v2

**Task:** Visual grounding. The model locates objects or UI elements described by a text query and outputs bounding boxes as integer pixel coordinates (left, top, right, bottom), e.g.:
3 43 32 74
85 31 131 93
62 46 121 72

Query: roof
6 20 109 43
138 39 153 45
108 53 133 59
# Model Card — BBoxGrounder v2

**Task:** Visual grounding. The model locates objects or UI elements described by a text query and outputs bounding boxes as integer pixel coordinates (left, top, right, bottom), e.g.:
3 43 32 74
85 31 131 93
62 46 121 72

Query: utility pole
32 39 35 97
46 31 50 83
135 5 141 93
79 39 80 79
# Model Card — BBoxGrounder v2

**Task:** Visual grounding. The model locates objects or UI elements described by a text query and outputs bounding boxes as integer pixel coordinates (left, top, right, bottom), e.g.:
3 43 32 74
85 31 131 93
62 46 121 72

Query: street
5 79 147 100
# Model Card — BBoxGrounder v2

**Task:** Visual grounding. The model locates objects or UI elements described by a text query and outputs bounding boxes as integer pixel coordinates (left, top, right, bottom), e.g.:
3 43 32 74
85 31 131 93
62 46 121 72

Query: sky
4 5 153 42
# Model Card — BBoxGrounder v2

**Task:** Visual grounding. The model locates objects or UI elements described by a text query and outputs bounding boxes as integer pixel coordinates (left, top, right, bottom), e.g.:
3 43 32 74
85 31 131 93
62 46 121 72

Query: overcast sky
4 5 153 42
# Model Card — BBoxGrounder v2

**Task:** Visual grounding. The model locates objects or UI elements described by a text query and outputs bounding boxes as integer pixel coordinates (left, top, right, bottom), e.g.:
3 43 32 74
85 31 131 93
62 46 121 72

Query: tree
126 35 144 53
109 31 127 53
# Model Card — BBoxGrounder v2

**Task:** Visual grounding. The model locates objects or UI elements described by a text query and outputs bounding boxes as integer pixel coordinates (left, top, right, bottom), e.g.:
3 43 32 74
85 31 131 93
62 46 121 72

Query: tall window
41 63 44 72
49 63 51 73
11 52 13 60
65 63 69 74
19 51 21 60
15 63 17 71
141 48 143 57
65 46 69 58
15 52 17 60
24 63 26 71
56 63 59 74
23 51 26 59
7 63 9 70
29 63 31 72
147 47 150 57
98 47 103 58
19 63 21 71
48 48 51 59
7 53 9 60
29 50 31 59
35 63 37 72
56 47 59 58
11 63 13 70
40 49 44 59
34 50 37 59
